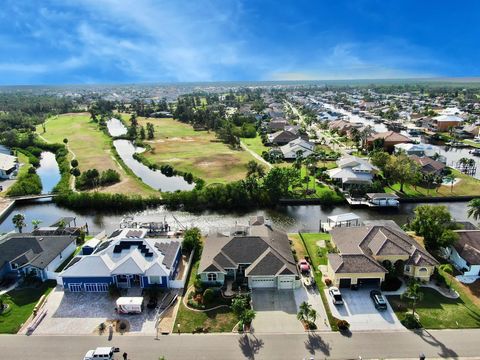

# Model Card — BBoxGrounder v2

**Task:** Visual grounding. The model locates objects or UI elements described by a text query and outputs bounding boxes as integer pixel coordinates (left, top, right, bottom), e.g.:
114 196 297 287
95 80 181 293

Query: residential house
60 229 182 292
267 130 301 146
327 156 378 189
326 221 438 288
266 118 288 133
448 230 480 277
410 155 446 175
328 119 353 135
0 153 18 180
0 233 77 282
366 131 412 151
198 217 300 290
430 115 463 132
280 138 315 160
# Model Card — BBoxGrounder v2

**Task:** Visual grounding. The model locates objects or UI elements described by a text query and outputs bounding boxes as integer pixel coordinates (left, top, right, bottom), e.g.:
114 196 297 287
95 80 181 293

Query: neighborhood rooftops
452 230 480 265
0 153 17 171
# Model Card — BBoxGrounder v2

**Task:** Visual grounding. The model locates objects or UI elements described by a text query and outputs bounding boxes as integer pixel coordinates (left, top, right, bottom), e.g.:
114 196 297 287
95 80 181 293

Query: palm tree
12 214 26 233
297 301 311 323
31 219 42 230
444 174 456 193
401 280 424 316
467 198 480 220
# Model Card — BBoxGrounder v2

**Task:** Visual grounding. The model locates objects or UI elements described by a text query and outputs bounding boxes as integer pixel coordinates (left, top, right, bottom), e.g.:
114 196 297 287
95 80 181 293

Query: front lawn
0 281 56 334
388 286 480 329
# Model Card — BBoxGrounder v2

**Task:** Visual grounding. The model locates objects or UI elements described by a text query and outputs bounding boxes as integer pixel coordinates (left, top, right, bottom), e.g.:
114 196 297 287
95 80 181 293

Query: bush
108 284 120 298
401 313 422 329
202 288 215 305
119 322 127 331
100 169 120 186
381 277 402 291
98 323 106 332
336 319 350 331
324 278 332 287
6 168 42 196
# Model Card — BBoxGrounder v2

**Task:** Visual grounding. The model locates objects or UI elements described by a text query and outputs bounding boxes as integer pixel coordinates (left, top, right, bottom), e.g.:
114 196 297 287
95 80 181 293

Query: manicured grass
37 114 157 196
131 116 260 184
294 167 344 201
385 169 480 197
0 281 56 334
388 286 480 329
240 135 269 156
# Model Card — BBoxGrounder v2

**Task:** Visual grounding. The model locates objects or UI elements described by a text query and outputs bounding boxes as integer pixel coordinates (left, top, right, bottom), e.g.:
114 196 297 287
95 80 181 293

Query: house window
207 273 217 282
149 276 162 284
404 265 411 272
419 267 428 272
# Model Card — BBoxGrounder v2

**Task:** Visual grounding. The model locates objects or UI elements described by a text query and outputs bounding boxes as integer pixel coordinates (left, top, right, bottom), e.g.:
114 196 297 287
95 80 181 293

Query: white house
280 138 315 160
327 155 378 188
448 230 480 277
0 153 18 179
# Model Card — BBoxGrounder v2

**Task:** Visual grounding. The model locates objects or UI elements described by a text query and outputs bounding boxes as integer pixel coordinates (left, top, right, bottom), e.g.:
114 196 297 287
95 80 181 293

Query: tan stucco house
326 220 438 288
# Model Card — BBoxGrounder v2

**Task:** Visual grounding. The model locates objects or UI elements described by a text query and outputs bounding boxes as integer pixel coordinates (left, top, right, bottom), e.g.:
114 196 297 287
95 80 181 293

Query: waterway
36 151 61 193
106 118 128 137
113 139 195 192
0 200 472 236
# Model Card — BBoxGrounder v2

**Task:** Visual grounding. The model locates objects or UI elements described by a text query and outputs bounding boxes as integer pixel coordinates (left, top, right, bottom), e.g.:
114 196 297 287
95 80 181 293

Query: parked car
370 290 388 310
83 347 119 360
298 259 311 274
328 286 344 305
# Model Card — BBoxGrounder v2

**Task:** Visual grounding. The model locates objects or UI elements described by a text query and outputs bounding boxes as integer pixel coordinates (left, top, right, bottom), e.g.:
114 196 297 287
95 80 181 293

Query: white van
83 347 116 360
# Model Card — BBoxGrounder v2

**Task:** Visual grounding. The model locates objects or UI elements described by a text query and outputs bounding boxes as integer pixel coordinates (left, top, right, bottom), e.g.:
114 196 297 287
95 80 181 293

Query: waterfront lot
326 288 404 331
134 116 260 184
33 288 158 335
37 113 155 195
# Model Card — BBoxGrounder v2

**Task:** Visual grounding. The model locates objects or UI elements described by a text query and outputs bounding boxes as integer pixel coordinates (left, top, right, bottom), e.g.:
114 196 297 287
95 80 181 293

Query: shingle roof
328 253 386 274
453 230 480 265
0 233 75 270
368 131 411 143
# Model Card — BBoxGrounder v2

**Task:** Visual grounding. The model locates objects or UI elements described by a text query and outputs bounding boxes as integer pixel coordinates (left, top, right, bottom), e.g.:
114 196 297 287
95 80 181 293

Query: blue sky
0 0 478 85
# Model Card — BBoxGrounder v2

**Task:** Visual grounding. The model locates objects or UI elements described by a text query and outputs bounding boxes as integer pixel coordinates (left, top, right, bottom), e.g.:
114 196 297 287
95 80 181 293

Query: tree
146 122 155 139
401 280 424 316
240 309 256 326
384 153 419 192
246 160 266 178
445 173 456 193
71 159 78 168
140 126 146 140
232 295 249 318
12 213 26 233
439 229 459 249
369 150 390 170
63 138 68 144
182 227 202 254
467 198 480 220
409 205 453 251
296 301 316 326
31 219 42 230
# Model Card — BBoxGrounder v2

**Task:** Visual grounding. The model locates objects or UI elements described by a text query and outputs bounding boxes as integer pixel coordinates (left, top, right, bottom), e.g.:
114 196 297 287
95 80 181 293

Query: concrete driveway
325 288 405 331
251 289 304 333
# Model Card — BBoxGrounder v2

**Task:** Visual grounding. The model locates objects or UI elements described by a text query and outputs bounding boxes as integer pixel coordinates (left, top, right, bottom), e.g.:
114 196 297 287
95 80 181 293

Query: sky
0 0 479 85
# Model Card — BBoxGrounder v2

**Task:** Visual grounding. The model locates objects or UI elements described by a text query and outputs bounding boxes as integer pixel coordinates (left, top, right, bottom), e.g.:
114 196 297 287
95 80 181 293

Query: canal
36 151 61 193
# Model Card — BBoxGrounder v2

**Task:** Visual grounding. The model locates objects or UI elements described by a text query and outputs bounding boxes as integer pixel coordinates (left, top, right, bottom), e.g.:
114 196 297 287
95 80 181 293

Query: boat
470 149 480 156
445 141 470 148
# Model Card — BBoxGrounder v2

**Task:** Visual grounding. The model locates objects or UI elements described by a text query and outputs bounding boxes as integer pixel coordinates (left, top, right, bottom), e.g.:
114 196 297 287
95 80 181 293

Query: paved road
2 329 480 360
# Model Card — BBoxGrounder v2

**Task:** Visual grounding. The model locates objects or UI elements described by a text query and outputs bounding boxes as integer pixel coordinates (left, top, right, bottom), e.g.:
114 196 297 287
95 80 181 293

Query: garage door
84 283 109 292
357 278 381 288
68 283 83 292
278 278 294 289
339 278 351 288
250 277 276 288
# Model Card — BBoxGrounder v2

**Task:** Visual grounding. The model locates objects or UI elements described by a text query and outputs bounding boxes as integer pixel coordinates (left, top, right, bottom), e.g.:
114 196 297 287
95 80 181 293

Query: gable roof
452 230 480 265
199 224 297 277
368 131 411 144
0 233 75 270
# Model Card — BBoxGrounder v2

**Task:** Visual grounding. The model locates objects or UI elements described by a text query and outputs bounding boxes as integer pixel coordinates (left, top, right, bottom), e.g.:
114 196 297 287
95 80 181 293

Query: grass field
0 281 56 334
37 113 156 195
131 116 260 184
240 135 269 156
385 169 480 197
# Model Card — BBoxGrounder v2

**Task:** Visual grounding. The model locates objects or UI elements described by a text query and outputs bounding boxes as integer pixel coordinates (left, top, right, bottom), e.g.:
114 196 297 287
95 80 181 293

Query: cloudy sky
0 0 478 84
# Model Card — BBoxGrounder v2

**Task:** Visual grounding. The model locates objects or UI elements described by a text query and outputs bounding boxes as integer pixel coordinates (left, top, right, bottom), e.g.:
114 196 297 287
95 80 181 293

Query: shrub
336 319 350 331
98 323 106 332
324 278 332 286
202 288 215 305
401 313 422 329
119 322 127 331
108 284 120 298
193 277 204 294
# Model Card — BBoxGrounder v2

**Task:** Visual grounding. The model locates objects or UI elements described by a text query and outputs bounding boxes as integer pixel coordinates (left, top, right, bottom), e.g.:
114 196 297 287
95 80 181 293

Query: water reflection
106 118 128 136
37 152 61 193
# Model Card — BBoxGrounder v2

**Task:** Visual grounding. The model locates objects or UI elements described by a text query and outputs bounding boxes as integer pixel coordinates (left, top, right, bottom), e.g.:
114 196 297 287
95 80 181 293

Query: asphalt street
2 329 480 360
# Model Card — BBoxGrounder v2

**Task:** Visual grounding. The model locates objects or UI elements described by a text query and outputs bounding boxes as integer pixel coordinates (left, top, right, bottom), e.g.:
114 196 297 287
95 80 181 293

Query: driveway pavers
325 288 405 331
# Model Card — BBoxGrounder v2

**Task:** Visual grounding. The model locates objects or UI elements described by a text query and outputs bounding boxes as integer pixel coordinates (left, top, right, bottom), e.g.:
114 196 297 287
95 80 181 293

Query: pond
36 151 61 193
113 139 195 192
106 118 128 137
0 200 472 236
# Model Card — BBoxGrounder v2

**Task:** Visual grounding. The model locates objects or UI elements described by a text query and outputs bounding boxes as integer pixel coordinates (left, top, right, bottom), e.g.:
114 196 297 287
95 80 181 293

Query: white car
328 287 344 305
83 347 117 360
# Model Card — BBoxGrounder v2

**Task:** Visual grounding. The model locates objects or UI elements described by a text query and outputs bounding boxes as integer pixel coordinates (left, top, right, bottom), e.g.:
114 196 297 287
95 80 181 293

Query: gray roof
154 241 181 269
453 230 480 265
199 224 297 277
328 253 387 274
0 233 75 270
329 224 438 274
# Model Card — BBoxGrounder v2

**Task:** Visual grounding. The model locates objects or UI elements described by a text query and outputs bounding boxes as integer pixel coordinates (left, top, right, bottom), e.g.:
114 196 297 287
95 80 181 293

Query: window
10 262 18 270
404 265 411 272
419 267 428 272
149 276 161 284
207 273 217 282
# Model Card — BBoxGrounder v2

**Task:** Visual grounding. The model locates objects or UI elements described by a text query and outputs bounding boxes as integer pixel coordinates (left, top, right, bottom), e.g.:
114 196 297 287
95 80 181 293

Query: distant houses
0 153 18 179
430 114 463 132
280 138 315 160
366 131 412 151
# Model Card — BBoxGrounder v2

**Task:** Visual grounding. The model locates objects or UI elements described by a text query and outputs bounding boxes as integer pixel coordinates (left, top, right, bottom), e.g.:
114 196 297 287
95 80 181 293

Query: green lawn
37 113 157 196
240 135 269 156
173 258 237 333
385 169 480 197
129 116 260 184
388 287 480 329
0 281 56 334
295 167 344 202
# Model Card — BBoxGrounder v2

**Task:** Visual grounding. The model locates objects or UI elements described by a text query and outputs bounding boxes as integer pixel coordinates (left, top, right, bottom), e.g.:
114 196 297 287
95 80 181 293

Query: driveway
325 288 405 331
32 288 160 335
251 289 303 333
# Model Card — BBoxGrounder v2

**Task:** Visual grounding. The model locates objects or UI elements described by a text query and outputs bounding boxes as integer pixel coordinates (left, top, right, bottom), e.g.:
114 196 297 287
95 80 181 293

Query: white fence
169 251 194 289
